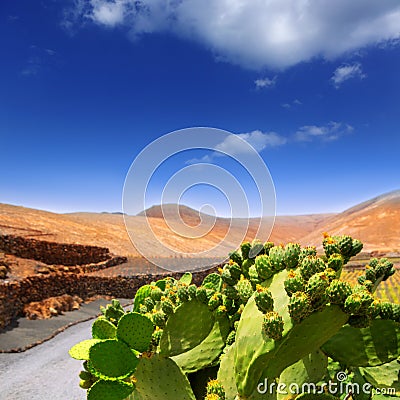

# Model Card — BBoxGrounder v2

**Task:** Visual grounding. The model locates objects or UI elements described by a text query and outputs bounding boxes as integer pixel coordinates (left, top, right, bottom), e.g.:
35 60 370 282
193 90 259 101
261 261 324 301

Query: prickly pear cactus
69 234 399 400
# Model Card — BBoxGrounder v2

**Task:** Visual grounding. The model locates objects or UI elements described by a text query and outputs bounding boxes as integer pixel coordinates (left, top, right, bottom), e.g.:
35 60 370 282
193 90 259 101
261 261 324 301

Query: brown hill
2 190 398 258
300 190 400 252
0 203 331 257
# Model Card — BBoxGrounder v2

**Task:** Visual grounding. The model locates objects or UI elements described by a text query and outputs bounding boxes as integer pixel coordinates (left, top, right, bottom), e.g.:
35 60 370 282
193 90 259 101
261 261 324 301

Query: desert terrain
0 190 399 258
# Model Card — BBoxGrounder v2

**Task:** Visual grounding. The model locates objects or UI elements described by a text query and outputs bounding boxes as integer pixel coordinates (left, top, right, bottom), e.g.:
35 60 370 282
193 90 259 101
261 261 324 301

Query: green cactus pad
217 344 238 400
283 242 301 269
171 316 230 373
117 312 154 352
159 299 214 357
321 319 400 367
277 349 328 400
69 339 102 360
217 343 278 400
228 262 242 280
154 279 166 291
221 268 237 286
326 280 352 305
132 354 196 400
234 269 348 397
179 272 193 285
284 269 305 297
177 286 190 302
241 259 254 278
299 256 325 281
133 285 152 312
87 380 135 400
241 242 252 260
89 339 139 378
360 359 400 391
92 317 117 339
255 285 274 313
236 276 254 304
255 255 274 281
203 273 223 291
229 250 243 265
269 246 286 271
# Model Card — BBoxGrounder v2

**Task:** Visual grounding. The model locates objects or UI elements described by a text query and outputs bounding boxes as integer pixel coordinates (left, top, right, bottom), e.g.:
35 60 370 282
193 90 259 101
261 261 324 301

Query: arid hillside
300 190 400 252
0 203 331 257
0 190 398 256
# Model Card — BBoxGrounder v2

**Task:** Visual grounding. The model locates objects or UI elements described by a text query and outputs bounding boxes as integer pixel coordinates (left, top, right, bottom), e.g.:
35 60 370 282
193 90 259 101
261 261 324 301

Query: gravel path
0 319 91 400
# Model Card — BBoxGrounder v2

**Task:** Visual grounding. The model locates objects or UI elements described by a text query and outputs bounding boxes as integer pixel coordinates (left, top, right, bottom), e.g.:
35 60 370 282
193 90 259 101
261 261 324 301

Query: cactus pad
87 380 135 400
179 272 193 285
326 280 352 305
234 270 348 397
92 317 117 340
69 339 102 360
160 299 214 357
284 269 305 297
133 285 152 312
89 339 139 378
269 246 286 271
322 319 400 367
305 272 330 301
254 285 274 313
288 291 312 323
203 273 223 291
117 312 154 352
299 256 325 281
283 242 301 269
133 354 196 400
255 255 274 280
172 316 230 373
262 311 284 341
236 276 254 304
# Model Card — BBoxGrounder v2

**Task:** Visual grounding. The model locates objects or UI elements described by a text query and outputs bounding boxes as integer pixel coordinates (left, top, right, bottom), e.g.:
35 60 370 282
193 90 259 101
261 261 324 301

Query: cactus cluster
69 234 399 400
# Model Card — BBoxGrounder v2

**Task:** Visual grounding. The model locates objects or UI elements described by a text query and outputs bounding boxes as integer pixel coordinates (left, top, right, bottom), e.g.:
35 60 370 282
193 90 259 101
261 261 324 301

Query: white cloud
91 0 126 26
281 99 302 108
331 63 366 88
255 76 276 89
186 130 287 164
295 122 353 142
66 0 400 70
219 130 287 154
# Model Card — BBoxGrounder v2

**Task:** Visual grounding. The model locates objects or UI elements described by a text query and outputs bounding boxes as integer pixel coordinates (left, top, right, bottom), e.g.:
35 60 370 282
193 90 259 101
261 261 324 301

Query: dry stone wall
0 235 111 266
0 267 217 329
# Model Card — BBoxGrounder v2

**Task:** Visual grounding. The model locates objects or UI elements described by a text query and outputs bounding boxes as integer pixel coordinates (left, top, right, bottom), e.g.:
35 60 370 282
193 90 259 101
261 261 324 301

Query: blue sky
1 0 399 216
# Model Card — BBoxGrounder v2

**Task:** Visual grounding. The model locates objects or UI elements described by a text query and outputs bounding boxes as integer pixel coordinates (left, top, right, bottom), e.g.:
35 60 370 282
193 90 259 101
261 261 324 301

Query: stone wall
0 235 111 266
0 267 217 329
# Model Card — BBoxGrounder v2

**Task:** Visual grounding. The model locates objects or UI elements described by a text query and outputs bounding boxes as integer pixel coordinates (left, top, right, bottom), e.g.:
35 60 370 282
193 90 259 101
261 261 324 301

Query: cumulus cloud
65 0 400 70
186 130 287 164
331 63 366 88
295 122 353 142
255 76 277 89
218 130 287 154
